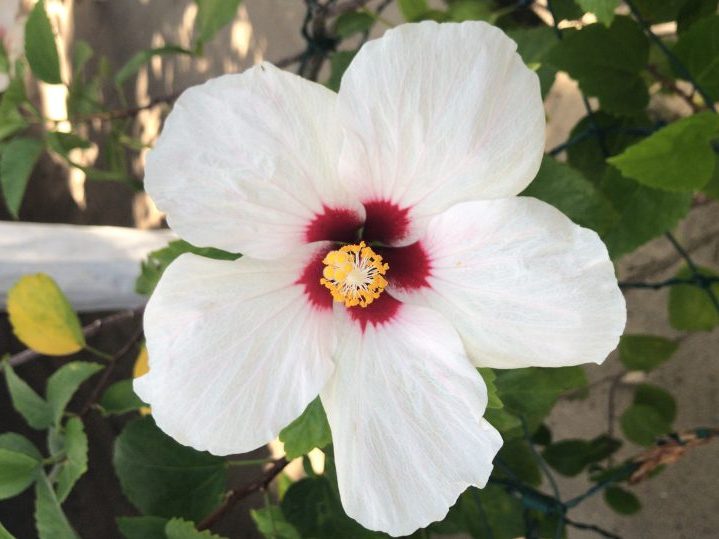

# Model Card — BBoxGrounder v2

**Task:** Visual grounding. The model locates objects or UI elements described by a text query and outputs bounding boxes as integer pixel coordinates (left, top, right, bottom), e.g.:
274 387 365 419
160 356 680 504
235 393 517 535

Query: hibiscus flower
0 0 24 93
135 21 626 536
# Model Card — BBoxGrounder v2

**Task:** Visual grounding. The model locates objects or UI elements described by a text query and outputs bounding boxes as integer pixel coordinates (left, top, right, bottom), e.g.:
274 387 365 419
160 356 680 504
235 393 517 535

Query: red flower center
297 200 431 328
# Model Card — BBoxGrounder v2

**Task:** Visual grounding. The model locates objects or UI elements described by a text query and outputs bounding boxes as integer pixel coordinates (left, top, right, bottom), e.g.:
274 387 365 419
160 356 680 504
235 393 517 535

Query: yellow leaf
7 274 85 356
133 344 151 415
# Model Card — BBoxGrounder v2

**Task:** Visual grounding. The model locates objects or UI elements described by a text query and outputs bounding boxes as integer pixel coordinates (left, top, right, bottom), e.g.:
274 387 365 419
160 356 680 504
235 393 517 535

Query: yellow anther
320 241 389 308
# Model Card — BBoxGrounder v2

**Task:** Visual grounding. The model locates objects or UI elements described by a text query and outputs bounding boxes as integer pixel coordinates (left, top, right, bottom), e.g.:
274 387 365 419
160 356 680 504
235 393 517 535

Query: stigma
320 242 389 308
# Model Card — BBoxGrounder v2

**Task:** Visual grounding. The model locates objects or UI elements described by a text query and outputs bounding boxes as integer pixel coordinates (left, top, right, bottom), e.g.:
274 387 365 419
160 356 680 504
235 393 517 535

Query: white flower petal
321 301 502 536
391 198 626 369
337 21 544 243
145 63 364 259
135 245 336 455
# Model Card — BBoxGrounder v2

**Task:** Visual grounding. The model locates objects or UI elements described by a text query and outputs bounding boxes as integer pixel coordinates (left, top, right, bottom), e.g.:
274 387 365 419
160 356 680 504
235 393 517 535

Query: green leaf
115 46 193 86
334 12 374 38
604 486 641 515
599 167 692 258
165 518 228 539
251 506 301 539
585 434 622 463
0 433 42 461
25 1 62 84
113 416 226 521
496 439 541 486
0 521 17 539
55 417 89 502
194 0 243 50
326 50 357 93
523 156 618 236
677 0 719 33
576 0 619 25
281 477 382 539
34 473 79 539
46 132 92 157
117 516 168 539
632 0 689 22
0 108 28 141
3 362 53 430
634 384 677 423
608 112 719 192
494 367 588 433
279 398 332 459
47 362 103 425
620 404 671 446
478 368 503 409
619 335 678 372
99 379 146 415
0 448 41 500
542 439 591 476
552 0 584 20
507 26 557 98
669 265 719 331
547 16 649 114
398 0 429 21
484 407 522 436
1 137 44 217
135 239 240 296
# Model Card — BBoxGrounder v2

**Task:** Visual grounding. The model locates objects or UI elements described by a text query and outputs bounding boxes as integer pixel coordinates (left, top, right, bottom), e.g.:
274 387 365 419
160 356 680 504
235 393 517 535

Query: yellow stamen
320 242 389 308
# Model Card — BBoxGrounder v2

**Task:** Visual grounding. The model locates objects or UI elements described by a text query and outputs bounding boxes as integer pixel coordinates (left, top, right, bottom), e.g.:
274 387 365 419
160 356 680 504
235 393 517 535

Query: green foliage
542 435 621 477
604 486 641 515
547 17 649 114
3 362 54 430
677 0 719 33
494 367 588 434
135 240 240 295
600 170 692 258
575 0 619 25
164 518 227 539
478 368 503 410
113 416 227 521
0 432 42 460
523 156 618 236
251 506 301 539
117 516 168 539
281 476 384 538
99 380 147 415
620 404 671 446
194 0 243 51
608 112 719 192
25 1 62 84
326 50 356 92
1 137 44 217
668 266 719 330
54 417 90 502
496 438 542 486
0 447 41 500
279 398 332 459
334 12 374 38
634 384 677 423
507 26 558 98
46 361 103 425
398 0 429 21
674 13 719 97
619 334 678 371
116 46 193 86
34 472 79 539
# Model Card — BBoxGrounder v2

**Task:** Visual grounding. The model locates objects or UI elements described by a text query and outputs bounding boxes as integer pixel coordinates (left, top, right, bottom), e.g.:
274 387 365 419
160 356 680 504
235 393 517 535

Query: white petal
322 302 502 536
337 21 544 243
135 245 335 455
145 63 363 259
391 198 626 369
